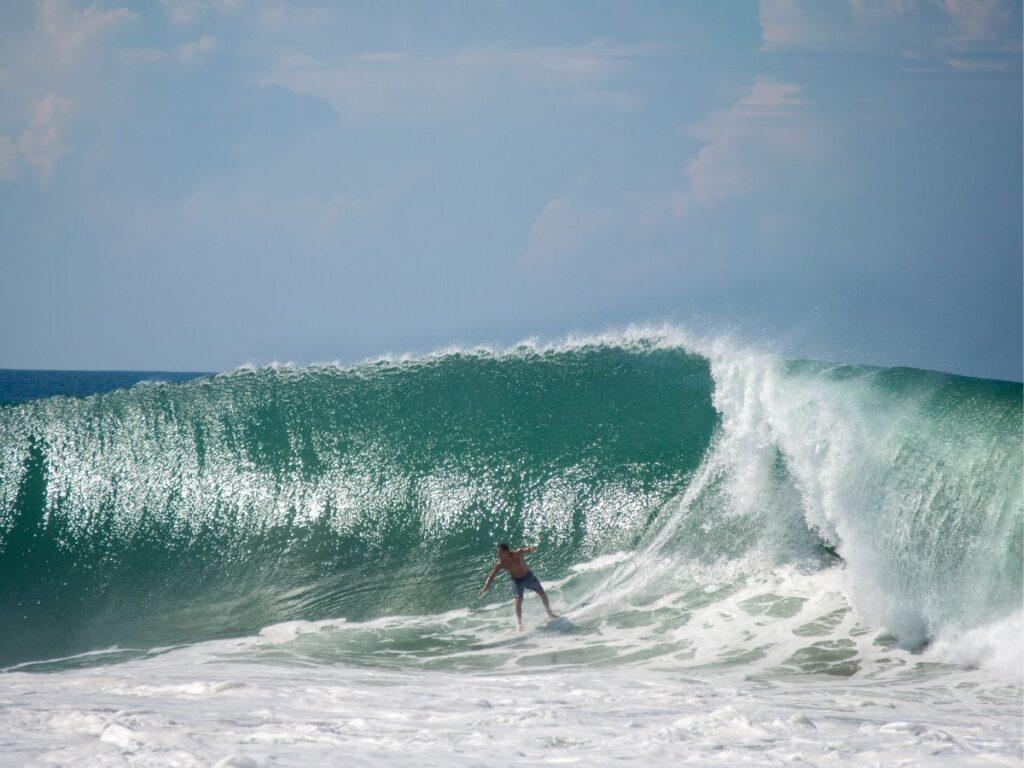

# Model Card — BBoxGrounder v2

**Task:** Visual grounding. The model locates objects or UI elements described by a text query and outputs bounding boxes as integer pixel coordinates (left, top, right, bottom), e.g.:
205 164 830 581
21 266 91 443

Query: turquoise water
0 337 1020 673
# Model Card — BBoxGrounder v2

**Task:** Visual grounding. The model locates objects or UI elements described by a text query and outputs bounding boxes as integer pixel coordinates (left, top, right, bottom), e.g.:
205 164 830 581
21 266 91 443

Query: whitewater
0 329 1020 767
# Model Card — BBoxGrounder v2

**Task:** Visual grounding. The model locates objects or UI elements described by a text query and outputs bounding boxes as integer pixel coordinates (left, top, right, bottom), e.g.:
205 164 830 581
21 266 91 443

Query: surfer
479 543 558 630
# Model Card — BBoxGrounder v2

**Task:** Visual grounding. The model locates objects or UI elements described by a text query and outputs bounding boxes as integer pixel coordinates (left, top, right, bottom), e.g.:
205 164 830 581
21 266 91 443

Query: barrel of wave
703 345 1023 658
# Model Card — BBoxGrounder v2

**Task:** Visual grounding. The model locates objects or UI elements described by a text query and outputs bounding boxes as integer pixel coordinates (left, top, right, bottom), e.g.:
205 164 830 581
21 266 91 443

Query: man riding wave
479 543 557 631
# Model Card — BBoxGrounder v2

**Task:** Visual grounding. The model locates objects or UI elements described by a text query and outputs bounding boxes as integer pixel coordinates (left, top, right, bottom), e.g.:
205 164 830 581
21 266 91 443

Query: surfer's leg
525 573 557 618
537 588 557 619
513 596 524 631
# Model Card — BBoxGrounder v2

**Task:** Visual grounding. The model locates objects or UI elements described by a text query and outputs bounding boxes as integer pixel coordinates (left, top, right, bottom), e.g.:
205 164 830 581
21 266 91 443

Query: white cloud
946 56 1016 71
759 0 1020 61
675 78 812 217
179 35 219 64
0 1 138 182
525 196 606 264
524 78 820 267
120 36 219 67
760 0 847 50
520 175 673 274
41 0 137 64
850 0 919 21
941 0 1016 47
0 137 18 181
17 94 74 181
262 41 652 120
160 0 244 26
452 41 653 87
253 2 331 29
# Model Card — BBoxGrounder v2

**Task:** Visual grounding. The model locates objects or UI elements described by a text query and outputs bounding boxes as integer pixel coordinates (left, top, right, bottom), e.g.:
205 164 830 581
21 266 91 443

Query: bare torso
497 550 531 579
480 545 556 626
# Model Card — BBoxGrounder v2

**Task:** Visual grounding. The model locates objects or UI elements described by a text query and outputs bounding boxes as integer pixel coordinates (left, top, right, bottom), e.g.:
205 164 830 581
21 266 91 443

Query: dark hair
497 542 510 552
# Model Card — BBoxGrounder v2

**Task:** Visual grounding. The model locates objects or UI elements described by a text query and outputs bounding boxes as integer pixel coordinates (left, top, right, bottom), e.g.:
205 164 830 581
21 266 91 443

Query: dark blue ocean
0 369 210 405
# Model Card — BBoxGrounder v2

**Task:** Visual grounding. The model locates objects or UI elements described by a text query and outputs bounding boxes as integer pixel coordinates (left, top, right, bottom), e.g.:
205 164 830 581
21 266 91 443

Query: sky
0 0 1021 379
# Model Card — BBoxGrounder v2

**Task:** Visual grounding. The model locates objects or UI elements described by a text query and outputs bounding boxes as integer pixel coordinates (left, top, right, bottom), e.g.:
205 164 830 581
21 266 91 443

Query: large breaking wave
1 330 1020 675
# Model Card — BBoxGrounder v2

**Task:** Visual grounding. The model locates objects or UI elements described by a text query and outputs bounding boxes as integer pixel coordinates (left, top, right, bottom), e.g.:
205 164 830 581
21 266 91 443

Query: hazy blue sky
1 1 1021 379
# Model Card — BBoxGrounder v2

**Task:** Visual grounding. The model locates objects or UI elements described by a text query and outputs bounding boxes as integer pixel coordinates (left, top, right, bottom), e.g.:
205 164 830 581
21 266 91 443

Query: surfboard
537 615 576 633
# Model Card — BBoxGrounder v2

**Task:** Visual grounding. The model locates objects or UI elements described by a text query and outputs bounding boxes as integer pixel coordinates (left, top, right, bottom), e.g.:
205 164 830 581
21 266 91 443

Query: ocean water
0 369 209 406
0 329 1020 766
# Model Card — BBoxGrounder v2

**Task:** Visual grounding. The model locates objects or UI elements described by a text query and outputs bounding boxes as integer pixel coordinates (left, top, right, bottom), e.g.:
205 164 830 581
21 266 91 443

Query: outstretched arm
479 562 502 596
515 546 537 554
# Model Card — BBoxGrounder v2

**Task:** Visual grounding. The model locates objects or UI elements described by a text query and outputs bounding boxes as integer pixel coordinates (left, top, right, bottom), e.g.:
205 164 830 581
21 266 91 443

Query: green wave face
0 345 716 665
0 338 1020 672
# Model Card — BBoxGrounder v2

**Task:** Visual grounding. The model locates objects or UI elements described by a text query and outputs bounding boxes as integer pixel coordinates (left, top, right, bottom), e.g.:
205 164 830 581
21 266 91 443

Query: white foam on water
257 618 348 644
7 548 1020 767
1 630 1019 768
569 551 631 573
925 610 1024 679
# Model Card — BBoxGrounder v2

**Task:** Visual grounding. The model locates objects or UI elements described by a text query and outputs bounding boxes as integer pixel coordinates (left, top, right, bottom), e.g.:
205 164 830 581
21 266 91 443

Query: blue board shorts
510 571 543 599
